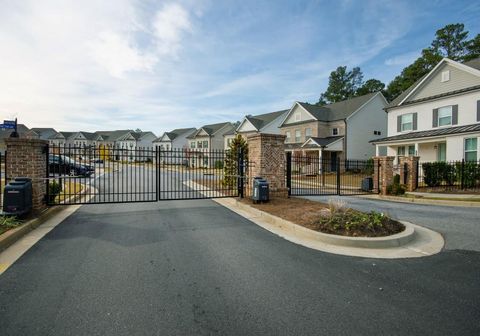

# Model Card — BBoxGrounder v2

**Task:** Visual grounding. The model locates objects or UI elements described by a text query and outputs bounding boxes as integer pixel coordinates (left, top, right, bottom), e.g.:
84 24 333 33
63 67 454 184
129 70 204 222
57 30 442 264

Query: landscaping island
240 197 405 237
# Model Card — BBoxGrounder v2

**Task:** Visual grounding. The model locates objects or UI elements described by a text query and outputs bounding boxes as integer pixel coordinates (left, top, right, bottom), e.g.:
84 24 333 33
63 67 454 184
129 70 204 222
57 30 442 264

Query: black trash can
3 177 33 216
252 177 269 203
361 177 373 191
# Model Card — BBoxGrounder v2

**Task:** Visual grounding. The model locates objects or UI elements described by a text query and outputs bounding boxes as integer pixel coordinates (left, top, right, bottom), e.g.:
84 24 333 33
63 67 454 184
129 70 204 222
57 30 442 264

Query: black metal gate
46 145 244 205
286 152 377 196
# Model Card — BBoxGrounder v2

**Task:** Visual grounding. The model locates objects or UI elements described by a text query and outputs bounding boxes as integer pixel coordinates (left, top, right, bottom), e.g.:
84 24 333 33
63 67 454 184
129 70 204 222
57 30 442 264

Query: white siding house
373 57 480 163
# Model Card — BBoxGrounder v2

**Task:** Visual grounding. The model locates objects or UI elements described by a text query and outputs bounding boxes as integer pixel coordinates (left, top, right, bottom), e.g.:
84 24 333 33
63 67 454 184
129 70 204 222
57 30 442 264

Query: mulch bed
239 197 404 237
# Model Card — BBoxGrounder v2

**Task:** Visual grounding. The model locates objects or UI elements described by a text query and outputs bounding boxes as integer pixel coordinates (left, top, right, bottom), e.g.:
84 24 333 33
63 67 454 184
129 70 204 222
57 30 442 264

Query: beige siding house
279 92 388 162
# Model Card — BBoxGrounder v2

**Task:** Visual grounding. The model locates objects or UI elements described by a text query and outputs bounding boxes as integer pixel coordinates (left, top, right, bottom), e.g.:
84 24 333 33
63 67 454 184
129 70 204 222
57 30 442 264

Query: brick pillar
5 138 48 213
373 156 394 195
401 156 419 192
246 133 288 198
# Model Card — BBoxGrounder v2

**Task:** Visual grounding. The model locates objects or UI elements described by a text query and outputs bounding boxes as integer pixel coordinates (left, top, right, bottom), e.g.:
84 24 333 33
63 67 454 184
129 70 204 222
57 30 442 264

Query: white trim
279 102 318 127
346 92 387 121
399 58 480 106
236 118 258 132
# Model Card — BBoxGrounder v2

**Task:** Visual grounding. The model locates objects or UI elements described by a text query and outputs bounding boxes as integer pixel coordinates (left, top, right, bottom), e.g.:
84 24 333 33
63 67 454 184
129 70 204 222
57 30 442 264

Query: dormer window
441 70 450 82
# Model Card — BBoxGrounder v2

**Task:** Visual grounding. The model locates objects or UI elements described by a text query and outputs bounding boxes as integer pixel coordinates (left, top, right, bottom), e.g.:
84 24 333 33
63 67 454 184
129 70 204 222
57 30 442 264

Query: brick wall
399 156 420 192
5 138 48 213
246 133 288 198
373 156 394 195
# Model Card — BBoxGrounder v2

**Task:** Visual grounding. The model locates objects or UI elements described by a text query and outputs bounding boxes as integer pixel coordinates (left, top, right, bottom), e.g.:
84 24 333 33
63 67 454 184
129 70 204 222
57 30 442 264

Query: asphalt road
301 195 480 252
1 200 479 335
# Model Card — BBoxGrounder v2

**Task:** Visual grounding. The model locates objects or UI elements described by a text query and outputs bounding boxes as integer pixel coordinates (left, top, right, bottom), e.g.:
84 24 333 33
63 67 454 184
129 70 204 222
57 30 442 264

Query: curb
358 194 480 207
0 206 64 253
214 198 444 259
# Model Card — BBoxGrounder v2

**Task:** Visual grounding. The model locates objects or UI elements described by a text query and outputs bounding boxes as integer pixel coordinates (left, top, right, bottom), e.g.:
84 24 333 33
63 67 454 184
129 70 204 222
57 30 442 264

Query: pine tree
223 134 248 188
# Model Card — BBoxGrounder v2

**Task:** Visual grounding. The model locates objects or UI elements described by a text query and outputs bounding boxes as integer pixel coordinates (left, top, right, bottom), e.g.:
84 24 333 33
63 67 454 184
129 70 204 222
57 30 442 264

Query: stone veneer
246 133 288 198
373 156 394 195
399 156 420 192
5 138 48 213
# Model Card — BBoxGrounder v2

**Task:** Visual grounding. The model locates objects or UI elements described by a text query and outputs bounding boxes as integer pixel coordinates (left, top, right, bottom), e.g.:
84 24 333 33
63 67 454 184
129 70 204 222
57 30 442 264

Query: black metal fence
46 145 243 205
286 153 376 196
417 159 480 192
0 151 6 210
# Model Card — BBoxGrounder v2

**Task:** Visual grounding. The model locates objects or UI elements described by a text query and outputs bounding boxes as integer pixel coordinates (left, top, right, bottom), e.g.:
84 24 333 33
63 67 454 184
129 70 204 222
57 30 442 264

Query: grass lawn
55 181 84 203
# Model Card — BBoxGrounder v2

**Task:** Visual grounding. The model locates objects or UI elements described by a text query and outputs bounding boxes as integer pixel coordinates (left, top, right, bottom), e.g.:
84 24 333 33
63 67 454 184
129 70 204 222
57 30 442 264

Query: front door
437 143 446 161
330 152 337 172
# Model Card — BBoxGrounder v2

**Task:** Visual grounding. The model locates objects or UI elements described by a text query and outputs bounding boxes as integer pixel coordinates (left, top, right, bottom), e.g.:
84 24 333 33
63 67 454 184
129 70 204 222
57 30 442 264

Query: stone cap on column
246 133 286 141
5 138 49 146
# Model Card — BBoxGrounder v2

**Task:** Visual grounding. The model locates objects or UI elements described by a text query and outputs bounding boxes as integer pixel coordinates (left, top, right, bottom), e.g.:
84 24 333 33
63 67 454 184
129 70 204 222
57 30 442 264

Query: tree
223 134 248 189
384 23 478 101
356 79 385 96
464 34 480 61
430 23 469 60
317 66 363 105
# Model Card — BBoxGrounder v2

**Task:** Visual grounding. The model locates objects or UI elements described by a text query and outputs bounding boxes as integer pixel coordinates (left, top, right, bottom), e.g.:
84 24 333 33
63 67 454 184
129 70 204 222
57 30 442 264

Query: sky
0 0 479 135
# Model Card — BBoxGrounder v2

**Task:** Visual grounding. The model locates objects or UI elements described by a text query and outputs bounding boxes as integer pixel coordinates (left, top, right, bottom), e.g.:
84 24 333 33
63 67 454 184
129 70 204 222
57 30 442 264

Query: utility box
361 177 373 191
252 177 269 203
3 177 33 216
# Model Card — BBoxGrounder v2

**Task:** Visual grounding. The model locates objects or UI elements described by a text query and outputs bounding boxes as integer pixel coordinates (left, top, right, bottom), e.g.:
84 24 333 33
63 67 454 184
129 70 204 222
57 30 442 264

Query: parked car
49 155 93 177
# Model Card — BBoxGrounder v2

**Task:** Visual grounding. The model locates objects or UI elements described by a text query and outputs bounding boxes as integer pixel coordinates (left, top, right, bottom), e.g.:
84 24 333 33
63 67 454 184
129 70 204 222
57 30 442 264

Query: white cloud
152 3 193 56
89 31 157 78
385 51 420 66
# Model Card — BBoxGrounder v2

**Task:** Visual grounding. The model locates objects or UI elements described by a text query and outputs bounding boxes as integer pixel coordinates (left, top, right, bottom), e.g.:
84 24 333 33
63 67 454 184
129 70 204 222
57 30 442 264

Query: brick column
246 133 288 198
373 156 394 195
401 156 420 192
5 138 48 213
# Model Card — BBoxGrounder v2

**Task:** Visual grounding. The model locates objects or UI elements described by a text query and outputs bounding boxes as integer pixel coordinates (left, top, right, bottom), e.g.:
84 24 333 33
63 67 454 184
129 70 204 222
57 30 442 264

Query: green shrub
422 162 441 187
386 183 406 195
393 173 401 185
457 161 480 189
0 216 22 231
49 180 62 199
214 160 224 169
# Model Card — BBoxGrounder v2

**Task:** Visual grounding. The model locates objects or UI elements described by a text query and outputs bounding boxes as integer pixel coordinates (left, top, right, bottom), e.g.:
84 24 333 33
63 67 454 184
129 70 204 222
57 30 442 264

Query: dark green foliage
317 66 364 105
456 161 480 189
356 79 385 96
49 180 62 197
223 135 248 188
387 174 406 195
214 160 224 169
385 23 479 101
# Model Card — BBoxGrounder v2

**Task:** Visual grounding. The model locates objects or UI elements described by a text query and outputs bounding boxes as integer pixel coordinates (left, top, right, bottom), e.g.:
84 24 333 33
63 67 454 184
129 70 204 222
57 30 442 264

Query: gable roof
188 122 233 138
386 57 480 110
155 128 196 142
240 110 288 131
282 92 380 126
30 128 58 140
59 131 76 140
131 131 156 141
94 130 133 141
301 136 344 148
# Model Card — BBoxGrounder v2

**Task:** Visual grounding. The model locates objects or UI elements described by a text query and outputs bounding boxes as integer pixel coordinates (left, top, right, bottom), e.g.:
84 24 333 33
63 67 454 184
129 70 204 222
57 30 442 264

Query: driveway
300 195 480 251
0 200 479 335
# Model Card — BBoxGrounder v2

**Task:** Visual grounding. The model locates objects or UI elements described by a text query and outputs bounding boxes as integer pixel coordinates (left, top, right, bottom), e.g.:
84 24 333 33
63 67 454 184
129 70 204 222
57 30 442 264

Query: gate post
246 133 288 198
373 156 394 195
286 152 292 196
401 156 420 192
5 138 48 213
336 157 341 195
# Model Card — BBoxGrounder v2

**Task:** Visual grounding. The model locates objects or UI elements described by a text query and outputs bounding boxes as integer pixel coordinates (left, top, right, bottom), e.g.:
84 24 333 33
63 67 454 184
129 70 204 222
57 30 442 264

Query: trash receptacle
3 177 33 216
361 177 373 191
252 177 269 203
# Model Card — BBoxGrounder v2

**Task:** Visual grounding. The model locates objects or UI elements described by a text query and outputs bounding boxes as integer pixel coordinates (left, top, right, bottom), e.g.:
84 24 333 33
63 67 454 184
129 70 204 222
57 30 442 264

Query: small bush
386 183 406 195
0 216 22 232
49 180 62 197
214 160 224 169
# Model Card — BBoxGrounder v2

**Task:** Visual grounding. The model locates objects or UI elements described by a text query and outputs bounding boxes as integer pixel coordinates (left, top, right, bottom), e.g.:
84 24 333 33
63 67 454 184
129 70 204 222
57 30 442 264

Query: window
400 114 413 132
294 113 301 122
295 130 301 143
190 141 196 149
441 70 450 82
285 131 291 142
397 146 405 156
373 130 382 135
408 145 415 156
197 141 203 148
305 128 312 138
438 106 452 126
203 141 208 148
332 128 338 136
464 138 478 161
